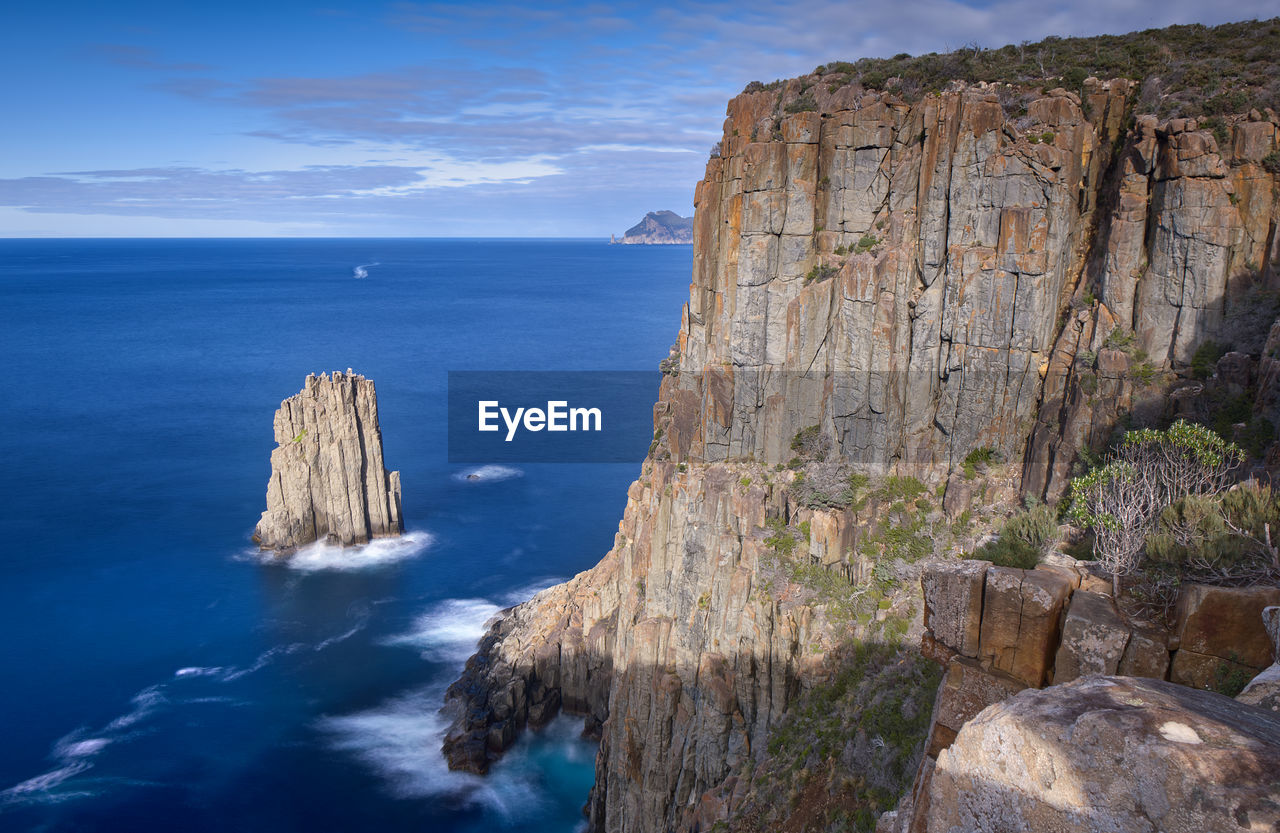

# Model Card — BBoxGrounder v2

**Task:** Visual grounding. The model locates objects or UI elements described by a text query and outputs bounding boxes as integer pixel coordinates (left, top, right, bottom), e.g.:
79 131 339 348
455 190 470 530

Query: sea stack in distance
254 370 403 554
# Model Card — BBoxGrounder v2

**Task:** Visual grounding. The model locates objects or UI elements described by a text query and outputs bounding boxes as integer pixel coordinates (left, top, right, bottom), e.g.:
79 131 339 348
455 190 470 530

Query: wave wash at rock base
443 71 1280 833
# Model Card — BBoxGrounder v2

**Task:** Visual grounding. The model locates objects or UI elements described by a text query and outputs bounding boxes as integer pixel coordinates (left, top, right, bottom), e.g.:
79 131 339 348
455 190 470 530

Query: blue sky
0 0 1274 237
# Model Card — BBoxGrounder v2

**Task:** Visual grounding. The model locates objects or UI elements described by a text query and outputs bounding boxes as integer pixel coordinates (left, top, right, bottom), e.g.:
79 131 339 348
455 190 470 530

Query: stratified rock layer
928 676 1280 833
253 371 402 553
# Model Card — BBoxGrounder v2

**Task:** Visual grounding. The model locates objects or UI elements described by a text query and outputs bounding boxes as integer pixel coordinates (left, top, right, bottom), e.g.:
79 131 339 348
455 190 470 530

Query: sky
0 0 1275 237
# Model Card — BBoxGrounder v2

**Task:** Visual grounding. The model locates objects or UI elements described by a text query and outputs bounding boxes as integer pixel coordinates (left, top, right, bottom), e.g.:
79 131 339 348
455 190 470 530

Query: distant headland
610 210 693 244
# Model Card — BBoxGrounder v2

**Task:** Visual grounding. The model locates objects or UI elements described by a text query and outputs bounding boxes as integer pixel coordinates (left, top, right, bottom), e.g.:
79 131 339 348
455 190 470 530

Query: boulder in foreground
926 675 1280 833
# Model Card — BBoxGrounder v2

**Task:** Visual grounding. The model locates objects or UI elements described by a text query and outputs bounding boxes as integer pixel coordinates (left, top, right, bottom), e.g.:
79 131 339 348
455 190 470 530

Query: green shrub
973 502 1059 568
1205 392 1276 459
1068 420 1245 590
1147 483 1280 569
1190 340 1225 379
765 517 799 557
1264 149 1280 175
1199 115 1230 146
962 447 998 479
1129 360 1158 387
785 90 817 113
804 263 840 285
1105 327 1137 351
1211 654 1252 697
876 475 928 502
790 425 828 461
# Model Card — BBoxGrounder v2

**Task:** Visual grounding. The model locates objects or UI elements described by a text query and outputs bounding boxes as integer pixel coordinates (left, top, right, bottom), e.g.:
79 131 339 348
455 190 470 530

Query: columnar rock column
253 370 403 553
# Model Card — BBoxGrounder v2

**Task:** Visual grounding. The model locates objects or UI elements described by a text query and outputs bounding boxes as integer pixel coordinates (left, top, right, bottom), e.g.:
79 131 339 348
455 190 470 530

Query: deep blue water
0 239 692 832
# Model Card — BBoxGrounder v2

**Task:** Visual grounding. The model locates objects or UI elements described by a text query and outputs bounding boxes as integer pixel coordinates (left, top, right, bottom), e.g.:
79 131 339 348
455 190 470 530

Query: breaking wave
383 599 502 662
353 261 379 279
319 687 590 820
453 465 523 483
276 532 434 572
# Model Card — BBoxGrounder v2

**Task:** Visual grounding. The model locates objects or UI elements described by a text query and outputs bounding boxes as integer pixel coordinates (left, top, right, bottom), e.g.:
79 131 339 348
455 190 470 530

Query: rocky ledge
253 370 403 553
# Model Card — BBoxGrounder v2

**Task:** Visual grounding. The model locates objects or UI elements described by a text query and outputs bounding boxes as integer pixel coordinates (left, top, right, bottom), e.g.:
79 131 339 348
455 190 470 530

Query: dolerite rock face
445 72 1280 833
926 676 1280 833
253 371 403 553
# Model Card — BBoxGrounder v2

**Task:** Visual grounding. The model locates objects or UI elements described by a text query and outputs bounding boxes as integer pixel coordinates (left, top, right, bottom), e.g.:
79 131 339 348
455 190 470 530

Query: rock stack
253 371 403 554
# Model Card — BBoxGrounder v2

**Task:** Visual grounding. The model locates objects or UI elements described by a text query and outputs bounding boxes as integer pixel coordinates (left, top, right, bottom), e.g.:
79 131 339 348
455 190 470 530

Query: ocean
0 239 692 832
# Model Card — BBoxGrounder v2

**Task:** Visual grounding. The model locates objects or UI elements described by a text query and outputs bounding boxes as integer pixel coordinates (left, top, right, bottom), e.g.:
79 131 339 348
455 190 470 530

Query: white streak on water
104 686 165 732
353 261 379 279
453 465 523 483
0 611 372 809
219 642 307 682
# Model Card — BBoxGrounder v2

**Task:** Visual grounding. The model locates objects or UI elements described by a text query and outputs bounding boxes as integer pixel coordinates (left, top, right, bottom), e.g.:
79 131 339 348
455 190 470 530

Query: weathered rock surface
976 567 1072 687
926 676 1280 833
1239 664 1280 712
922 560 987 658
1239 606 1280 712
253 371 402 553
1170 583 1280 688
926 657 1025 757
1052 590 1129 682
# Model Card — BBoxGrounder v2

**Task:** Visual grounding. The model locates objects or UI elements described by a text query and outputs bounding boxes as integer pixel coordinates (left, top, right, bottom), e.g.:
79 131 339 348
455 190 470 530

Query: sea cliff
445 44 1280 833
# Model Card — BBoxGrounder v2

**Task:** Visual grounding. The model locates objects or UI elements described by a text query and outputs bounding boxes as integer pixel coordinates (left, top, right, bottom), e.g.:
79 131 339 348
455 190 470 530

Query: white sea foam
319 686 545 819
383 599 502 662
174 666 225 678
453 465 523 483
353 261 379 279
281 531 433 572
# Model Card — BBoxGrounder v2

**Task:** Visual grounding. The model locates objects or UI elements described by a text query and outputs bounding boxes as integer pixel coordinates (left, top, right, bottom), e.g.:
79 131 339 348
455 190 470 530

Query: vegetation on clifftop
746 17 1280 117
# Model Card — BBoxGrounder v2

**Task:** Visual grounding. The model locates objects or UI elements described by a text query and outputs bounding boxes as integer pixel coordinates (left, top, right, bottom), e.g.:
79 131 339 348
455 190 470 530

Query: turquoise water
0 239 690 832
